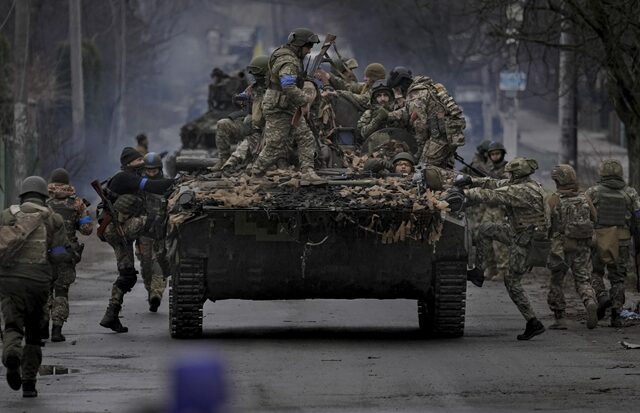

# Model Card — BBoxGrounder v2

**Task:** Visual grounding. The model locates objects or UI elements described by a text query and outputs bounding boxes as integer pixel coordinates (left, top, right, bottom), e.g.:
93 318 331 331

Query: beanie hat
120 147 143 166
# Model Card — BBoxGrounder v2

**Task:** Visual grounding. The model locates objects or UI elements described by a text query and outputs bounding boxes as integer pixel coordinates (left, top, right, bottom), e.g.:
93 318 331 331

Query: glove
443 187 467 212
374 107 389 121
454 174 473 188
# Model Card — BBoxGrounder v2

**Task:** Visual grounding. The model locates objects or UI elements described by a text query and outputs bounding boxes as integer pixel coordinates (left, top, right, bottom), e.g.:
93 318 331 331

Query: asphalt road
1 236 639 412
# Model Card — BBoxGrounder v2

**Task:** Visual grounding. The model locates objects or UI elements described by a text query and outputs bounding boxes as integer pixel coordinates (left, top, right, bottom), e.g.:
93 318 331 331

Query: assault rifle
454 152 487 178
91 180 125 242
292 33 337 127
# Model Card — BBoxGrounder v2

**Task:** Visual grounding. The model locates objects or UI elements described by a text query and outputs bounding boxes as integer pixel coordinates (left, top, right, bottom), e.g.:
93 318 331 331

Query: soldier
0 176 72 397
357 81 409 139
546 165 598 330
462 140 490 177
135 133 149 156
448 157 548 340
250 28 320 179
386 66 413 109
214 55 269 170
363 151 415 176
331 56 359 82
99 147 174 333
316 62 386 109
585 159 640 327
44 168 93 342
135 153 170 312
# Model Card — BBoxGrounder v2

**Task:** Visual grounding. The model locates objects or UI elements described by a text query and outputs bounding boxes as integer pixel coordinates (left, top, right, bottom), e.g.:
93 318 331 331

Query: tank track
169 257 205 338
418 261 466 337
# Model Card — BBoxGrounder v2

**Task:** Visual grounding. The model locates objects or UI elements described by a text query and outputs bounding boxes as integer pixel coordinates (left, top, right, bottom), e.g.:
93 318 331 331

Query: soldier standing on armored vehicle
135 153 170 312
316 62 387 108
43 168 93 342
386 66 413 110
331 56 359 82
0 176 72 397
448 157 548 340
357 81 409 139
98 147 174 333
546 165 598 330
214 55 269 171
585 159 640 327
250 28 320 179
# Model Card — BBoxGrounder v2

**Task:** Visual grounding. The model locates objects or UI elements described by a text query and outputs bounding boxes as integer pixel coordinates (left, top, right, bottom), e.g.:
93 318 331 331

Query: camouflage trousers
135 236 168 301
591 242 629 311
223 131 263 170
251 112 315 174
546 241 597 312
475 222 537 321
104 216 146 305
480 207 509 279
216 118 251 161
44 262 77 325
0 277 49 381
418 138 455 169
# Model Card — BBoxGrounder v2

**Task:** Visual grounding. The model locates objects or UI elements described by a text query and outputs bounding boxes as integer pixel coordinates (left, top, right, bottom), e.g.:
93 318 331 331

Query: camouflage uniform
405 76 466 168
482 145 509 281
585 159 640 327
546 165 598 329
45 181 93 339
463 157 547 339
0 177 71 396
357 81 409 140
251 44 316 176
215 115 252 164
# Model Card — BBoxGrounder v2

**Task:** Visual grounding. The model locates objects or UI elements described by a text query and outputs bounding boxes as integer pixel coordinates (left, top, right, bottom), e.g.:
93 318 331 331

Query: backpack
0 204 49 265
560 195 593 239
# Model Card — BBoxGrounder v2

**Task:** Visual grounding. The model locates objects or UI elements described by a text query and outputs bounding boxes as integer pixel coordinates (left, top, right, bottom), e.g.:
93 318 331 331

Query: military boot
548 311 567 330
99 304 128 333
516 318 545 341
22 380 37 398
596 296 612 320
585 300 598 329
39 318 50 341
610 308 623 328
51 324 66 342
5 353 22 391
149 296 161 312
466 267 484 288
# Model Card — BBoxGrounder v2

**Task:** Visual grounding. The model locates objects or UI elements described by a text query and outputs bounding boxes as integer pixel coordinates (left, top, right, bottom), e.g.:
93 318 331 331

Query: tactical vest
267 46 304 91
9 204 48 265
595 185 627 227
511 181 547 232
47 196 79 243
559 194 594 239
143 191 167 219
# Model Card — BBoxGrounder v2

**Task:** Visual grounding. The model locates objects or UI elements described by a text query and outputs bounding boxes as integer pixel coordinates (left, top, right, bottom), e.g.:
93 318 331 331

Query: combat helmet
487 141 506 162
392 152 415 165
387 66 412 89
247 55 269 77
598 159 623 179
504 157 538 178
287 28 320 47
144 152 163 169
49 168 70 184
19 176 49 198
476 140 491 156
551 164 577 189
370 80 394 104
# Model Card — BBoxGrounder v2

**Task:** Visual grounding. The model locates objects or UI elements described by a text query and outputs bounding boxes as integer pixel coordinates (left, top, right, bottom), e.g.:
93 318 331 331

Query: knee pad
115 268 138 293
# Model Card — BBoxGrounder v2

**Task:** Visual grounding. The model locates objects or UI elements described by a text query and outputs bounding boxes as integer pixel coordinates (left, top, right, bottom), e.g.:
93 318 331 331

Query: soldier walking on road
98 147 174 333
448 157 548 340
135 153 170 312
44 168 93 342
250 28 320 179
0 176 72 397
585 159 640 327
546 165 598 330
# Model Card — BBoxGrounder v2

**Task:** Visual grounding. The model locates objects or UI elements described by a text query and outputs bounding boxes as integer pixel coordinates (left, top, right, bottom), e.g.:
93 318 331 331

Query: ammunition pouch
594 226 629 264
524 230 551 268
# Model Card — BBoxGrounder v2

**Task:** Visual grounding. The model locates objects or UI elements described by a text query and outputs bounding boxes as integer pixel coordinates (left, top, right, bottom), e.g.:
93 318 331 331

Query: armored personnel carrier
165 168 469 339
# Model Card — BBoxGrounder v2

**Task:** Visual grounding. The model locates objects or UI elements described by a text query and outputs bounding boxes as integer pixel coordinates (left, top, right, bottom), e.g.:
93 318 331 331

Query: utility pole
69 0 85 154
558 16 577 168
11 0 30 204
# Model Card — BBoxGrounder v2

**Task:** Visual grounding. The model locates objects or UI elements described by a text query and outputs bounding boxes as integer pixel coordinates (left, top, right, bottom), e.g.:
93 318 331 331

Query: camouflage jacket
461 152 489 177
404 76 466 149
584 177 640 232
263 46 308 115
357 105 409 139
548 189 594 241
0 200 70 282
308 96 337 142
488 160 508 179
47 183 93 244
465 176 547 233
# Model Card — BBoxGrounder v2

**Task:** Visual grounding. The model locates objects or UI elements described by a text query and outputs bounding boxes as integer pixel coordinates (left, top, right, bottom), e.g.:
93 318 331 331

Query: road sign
499 71 527 91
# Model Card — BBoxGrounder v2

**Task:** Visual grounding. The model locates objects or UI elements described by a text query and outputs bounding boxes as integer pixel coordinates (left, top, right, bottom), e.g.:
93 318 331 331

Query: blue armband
50 246 67 255
78 215 93 225
280 75 298 87
634 209 640 218
139 178 148 191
